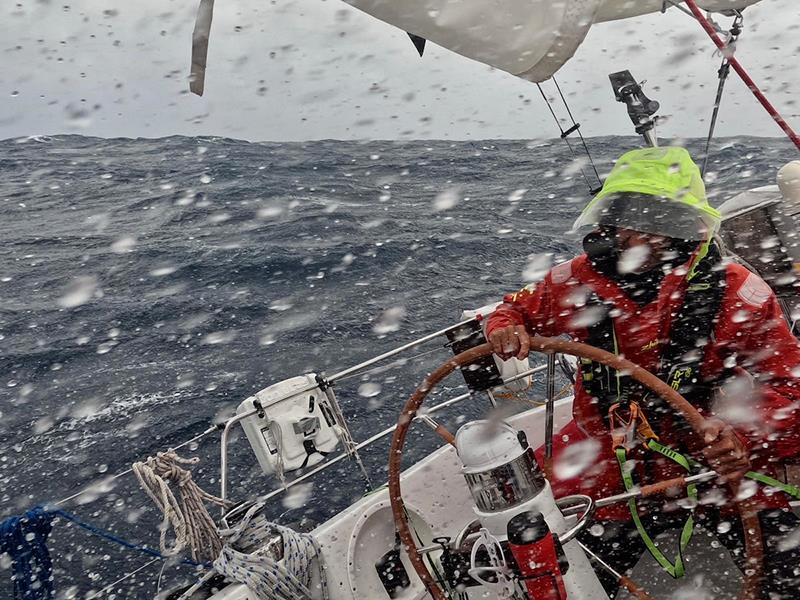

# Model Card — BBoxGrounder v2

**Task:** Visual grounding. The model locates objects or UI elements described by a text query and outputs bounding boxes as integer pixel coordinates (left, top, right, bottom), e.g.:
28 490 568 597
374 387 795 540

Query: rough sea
0 134 796 598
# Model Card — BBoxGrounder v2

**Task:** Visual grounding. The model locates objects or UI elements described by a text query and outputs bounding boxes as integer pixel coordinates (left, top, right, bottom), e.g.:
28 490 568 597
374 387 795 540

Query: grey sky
1 0 798 141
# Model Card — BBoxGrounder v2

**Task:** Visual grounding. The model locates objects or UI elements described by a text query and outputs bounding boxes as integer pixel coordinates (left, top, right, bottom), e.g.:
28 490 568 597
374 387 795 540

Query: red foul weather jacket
486 253 800 520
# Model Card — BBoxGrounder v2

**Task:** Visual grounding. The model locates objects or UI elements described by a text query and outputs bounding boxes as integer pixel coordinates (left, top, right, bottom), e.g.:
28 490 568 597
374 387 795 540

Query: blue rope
49 509 207 568
0 507 55 600
1 506 208 600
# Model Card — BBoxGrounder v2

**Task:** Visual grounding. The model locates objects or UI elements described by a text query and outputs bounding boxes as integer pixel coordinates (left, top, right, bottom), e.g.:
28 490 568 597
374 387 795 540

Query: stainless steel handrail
326 318 477 383
218 362 551 504
557 494 595 544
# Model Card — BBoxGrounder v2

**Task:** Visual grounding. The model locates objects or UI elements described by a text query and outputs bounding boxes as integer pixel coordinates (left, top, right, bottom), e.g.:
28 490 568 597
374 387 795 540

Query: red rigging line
682 0 800 151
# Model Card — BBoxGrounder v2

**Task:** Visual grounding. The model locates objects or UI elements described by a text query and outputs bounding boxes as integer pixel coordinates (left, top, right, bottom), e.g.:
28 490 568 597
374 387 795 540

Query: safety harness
581 245 800 578
582 244 728 430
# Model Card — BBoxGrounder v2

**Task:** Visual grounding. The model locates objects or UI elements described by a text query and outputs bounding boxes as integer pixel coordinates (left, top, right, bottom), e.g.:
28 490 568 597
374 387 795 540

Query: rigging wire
333 345 444 383
86 558 160 599
53 424 219 508
701 11 743 176
553 77 603 186
537 80 602 195
681 0 800 151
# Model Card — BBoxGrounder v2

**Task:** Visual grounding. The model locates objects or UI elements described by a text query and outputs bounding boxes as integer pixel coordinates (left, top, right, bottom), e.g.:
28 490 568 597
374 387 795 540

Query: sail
343 0 765 83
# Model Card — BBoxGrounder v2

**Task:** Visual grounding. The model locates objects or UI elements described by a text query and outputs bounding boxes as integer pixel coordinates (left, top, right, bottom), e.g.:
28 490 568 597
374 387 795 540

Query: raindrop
202 330 237 345
735 479 758 501
554 438 600 479
110 236 137 253
75 476 118 505
761 236 780 250
588 523 605 537
777 526 800 552
282 482 314 509
269 298 293 312
150 266 178 277
569 305 607 329
71 398 102 420
731 310 750 324
96 341 116 355
373 307 406 334
522 253 553 283
57 276 98 308
617 244 651 274
432 187 460 212
257 205 284 219
33 417 54 435
358 382 381 398
507 189 528 203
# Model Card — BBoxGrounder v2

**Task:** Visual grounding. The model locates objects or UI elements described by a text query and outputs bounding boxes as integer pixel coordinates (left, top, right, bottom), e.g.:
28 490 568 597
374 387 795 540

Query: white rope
132 451 232 562
213 501 329 600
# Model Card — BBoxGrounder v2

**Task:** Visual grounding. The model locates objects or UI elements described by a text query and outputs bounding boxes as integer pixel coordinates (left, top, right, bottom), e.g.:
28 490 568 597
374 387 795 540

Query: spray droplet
522 254 553 283
432 187 460 212
373 307 406 334
58 276 98 308
358 382 381 398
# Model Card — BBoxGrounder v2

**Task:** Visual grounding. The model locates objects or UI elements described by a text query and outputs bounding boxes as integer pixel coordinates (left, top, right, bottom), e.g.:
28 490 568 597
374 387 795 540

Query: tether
611 400 800 580
610 402 696 578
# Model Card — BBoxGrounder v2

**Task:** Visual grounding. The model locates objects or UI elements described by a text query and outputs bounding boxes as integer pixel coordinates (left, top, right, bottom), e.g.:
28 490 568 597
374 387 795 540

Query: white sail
343 0 765 83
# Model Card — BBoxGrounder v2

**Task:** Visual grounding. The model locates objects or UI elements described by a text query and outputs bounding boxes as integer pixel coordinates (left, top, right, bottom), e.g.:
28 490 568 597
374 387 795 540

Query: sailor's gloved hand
488 324 530 361
700 418 751 484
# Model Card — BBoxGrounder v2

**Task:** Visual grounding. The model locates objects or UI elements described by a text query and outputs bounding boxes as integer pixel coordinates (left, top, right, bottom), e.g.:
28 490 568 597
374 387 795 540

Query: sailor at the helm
487 147 800 597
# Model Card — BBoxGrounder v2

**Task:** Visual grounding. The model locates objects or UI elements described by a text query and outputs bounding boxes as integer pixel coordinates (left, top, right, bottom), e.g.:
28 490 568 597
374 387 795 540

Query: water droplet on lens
358 382 381 398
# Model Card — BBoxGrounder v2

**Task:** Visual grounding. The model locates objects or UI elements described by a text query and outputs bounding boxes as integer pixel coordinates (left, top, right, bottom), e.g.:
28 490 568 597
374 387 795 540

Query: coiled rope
212 501 329 600
132 451 232 563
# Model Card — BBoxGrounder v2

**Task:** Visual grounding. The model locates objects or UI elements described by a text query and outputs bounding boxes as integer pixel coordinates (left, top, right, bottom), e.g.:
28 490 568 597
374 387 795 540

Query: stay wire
701 12 743 176
86 558 161 599
333 345 445 383
53 424 219 508
553 76 602 187
536 82 598 195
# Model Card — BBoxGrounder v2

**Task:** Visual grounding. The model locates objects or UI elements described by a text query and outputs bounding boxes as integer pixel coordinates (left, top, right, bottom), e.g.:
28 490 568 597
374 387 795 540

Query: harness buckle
608 401 659 452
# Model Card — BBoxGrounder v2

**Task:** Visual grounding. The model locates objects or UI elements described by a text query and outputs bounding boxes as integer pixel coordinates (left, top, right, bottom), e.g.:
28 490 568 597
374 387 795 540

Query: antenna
609 70 661 147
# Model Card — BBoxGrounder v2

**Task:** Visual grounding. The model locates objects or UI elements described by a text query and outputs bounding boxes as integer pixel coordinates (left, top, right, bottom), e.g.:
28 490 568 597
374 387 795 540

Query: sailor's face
614 227 672 273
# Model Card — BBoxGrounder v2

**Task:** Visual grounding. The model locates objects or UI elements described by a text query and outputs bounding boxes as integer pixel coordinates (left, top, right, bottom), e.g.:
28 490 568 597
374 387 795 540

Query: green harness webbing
615 440 697 578
616 438 800 579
